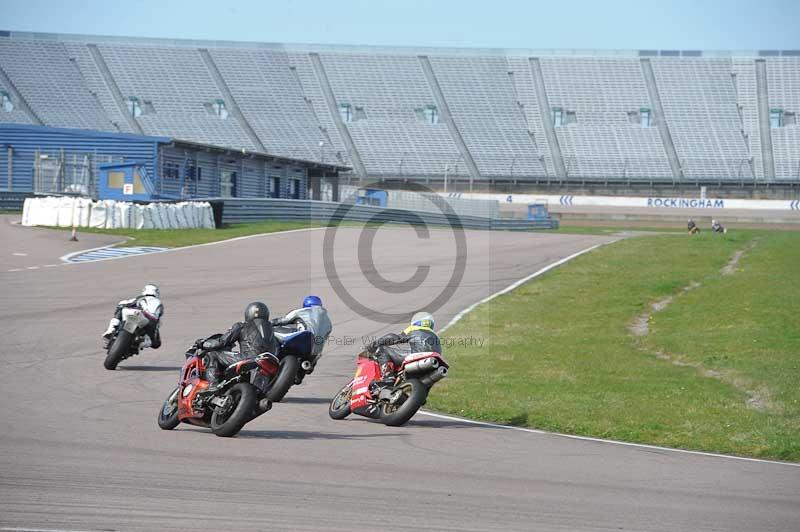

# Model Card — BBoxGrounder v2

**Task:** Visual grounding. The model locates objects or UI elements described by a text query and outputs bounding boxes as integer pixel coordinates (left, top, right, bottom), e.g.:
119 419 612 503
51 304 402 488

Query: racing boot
102 318 120 348
374 363 397 391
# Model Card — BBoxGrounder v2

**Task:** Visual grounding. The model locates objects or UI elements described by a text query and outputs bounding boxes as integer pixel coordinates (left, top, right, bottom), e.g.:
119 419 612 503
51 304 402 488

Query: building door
221 170 237 198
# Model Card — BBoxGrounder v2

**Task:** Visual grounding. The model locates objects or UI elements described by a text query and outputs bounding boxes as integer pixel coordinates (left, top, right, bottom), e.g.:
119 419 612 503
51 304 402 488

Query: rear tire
157 387 180 430
379 379 428 427
328 384 352 420
267 355 300 402
104 330 132 370
211 383 257 437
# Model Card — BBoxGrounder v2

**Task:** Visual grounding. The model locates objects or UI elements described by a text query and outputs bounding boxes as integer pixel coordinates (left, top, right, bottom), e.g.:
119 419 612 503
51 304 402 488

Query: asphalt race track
1 220 798 531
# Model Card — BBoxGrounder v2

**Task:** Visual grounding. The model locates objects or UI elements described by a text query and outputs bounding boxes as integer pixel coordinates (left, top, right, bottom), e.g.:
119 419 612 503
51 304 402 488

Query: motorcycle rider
102 284 163 349
687 219 699 235
711 219 725 233
200 302 277 392
367 311 442 389
271 295 333 363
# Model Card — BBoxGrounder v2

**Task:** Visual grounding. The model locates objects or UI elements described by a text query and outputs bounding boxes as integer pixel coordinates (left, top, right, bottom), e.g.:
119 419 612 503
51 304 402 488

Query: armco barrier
214 198 558 230
0 191 32 211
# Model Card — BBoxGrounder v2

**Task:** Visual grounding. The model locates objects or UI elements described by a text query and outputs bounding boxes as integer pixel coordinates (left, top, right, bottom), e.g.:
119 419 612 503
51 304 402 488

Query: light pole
318 140 325 165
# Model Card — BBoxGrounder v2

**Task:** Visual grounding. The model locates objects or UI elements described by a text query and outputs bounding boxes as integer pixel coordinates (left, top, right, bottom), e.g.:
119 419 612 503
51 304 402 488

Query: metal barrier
213 198 558 230
0 191 32 211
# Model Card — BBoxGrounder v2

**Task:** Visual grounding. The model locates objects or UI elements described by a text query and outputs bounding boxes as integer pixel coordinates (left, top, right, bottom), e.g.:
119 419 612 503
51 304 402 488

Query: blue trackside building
0 124 347 201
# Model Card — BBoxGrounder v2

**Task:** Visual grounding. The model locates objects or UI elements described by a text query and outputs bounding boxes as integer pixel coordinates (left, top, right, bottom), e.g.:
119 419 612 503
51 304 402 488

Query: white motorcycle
103 297 163 370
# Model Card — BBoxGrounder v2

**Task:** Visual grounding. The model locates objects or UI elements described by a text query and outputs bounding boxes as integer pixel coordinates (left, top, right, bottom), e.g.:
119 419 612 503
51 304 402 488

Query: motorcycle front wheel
379 379 428 427
210 383 257 437
104 330 132 370
157 387 180 430
328 384 352 420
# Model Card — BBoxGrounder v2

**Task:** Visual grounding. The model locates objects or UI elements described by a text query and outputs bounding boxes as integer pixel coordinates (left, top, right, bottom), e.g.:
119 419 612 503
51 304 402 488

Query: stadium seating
766 58 800 180
651 58 753 180
537 57 673 180
0 32 798 185
318 52 462 177
429 55 546 178
0 39 111 130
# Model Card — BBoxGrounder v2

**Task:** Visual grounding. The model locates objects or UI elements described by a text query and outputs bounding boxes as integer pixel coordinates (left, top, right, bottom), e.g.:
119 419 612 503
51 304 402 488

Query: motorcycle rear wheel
210 383 257 437
157 387 180 430
266 355 300 402
104 330 132 370
328 384 352 420
379 379 428 427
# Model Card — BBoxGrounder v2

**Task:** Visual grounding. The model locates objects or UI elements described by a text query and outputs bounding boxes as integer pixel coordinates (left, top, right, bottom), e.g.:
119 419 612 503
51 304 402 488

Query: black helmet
244 302 269 322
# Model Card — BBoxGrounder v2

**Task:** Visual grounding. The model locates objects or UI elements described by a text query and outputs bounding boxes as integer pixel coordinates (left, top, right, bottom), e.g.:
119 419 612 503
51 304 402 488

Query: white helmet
142 284 160 298
410 311 435 330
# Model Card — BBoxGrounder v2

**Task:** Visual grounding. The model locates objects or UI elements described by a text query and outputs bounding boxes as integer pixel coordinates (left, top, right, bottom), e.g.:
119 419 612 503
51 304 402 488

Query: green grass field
59 220 321 248
429 230 800 461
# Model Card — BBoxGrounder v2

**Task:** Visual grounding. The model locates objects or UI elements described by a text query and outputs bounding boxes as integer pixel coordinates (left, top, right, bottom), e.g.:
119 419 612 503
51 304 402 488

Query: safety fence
215 198 558 230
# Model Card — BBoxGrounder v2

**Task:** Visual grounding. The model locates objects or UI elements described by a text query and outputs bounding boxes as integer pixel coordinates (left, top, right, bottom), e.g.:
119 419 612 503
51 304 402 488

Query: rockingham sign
647 197 725 208
444 193 799 211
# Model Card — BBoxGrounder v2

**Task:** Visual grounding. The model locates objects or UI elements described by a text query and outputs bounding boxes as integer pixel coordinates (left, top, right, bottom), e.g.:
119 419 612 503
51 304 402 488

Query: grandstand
0 31 798 195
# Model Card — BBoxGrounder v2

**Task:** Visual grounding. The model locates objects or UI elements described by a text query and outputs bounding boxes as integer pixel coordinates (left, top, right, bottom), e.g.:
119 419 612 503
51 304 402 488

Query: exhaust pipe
420 366 448 387
300 360 313 371
258 398 273 413
404 357 439 376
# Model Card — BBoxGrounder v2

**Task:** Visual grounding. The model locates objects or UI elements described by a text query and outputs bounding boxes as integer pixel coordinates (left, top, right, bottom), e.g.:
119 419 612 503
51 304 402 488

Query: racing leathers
103 295 163 348
201 318 277 389
271 305 333 361
367 325 443 387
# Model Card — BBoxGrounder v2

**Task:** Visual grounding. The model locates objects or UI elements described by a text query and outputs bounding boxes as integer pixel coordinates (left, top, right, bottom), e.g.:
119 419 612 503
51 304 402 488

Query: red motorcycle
157 337 280 437
328 348 449 426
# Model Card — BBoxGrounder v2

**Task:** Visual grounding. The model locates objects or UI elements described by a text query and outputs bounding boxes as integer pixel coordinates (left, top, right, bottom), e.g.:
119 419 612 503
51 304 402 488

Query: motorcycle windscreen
350 358 381 411
300 307 332 339
280 330 314 358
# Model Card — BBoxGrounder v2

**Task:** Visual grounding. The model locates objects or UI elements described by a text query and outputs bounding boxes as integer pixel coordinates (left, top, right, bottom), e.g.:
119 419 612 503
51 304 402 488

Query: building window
354 106 367 121
640 108 651 127
552 107 564 127
126 97 142 118
269 177 280 197
1 90 13 112
185 165 202 181
207 99 228 119
770 109 783 128
424 105 439 124
220 170 237 198
163 162 180 179
338 103 352 123
289 178 301 199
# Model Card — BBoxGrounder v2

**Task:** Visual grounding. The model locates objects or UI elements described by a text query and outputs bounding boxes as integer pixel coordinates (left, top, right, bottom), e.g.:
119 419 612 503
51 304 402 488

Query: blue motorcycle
267 326 315 402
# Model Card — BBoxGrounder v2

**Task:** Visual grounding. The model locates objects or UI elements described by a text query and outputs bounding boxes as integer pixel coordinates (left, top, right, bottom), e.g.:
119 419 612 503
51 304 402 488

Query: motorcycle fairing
276 330 315 360
349 357 381 411
177 355 208 420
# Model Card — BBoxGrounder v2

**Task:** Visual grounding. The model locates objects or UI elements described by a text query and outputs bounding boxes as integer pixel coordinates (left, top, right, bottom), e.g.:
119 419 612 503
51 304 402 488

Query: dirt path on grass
628 238 777 412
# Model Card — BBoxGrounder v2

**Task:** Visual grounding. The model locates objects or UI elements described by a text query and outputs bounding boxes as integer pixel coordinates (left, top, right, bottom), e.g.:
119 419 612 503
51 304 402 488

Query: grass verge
429 230 800 461
54 220 322 248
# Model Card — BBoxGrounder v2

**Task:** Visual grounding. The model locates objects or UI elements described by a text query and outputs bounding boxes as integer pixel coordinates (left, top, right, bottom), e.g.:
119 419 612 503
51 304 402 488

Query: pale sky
0 0 798 51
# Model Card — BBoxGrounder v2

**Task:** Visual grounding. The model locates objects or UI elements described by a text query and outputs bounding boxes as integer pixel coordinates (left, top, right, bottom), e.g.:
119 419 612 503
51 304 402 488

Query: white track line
433 240 800 469
59 226 324 264
0 528 99 532
418 411 800 468
59 240 129 263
